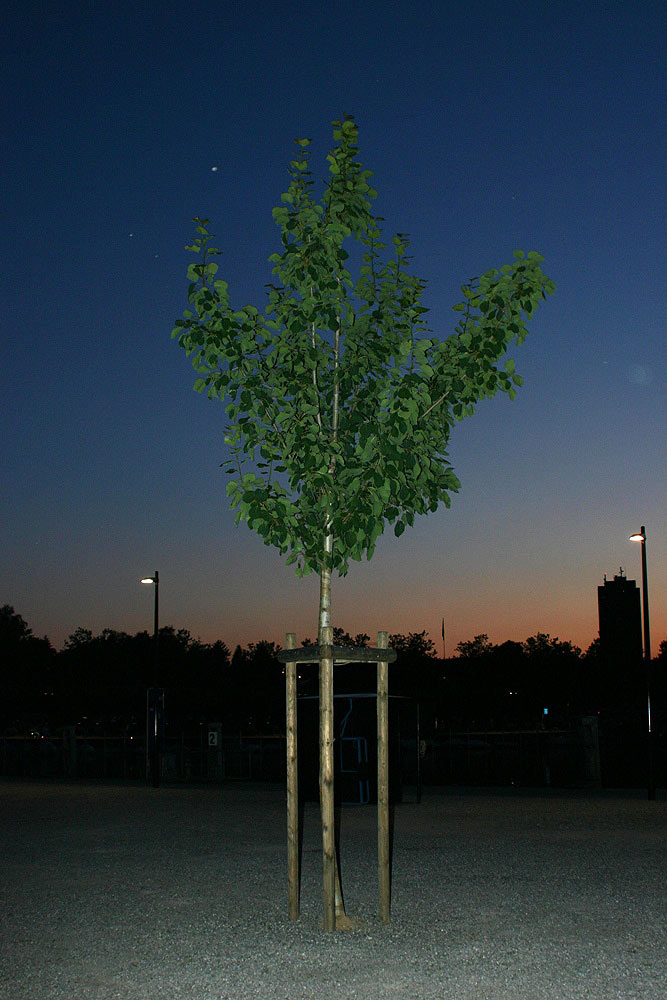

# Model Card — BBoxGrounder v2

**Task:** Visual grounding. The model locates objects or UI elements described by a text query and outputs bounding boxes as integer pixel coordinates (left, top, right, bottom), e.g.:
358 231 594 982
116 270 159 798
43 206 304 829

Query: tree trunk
318 553 349 929
318 279 350 929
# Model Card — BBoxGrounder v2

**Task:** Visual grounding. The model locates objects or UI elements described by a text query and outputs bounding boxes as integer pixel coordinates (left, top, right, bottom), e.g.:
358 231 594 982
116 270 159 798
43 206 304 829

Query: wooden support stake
320 625 336 932
285 632 299 920
377 630 390 923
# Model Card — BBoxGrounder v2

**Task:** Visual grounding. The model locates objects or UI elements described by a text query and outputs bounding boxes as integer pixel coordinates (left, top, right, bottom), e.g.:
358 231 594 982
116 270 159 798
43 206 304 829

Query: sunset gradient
1 1 664 657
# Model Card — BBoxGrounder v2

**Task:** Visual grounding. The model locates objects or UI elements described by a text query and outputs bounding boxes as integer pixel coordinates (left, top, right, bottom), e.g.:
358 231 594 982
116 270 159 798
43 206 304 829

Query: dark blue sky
2 0 665 653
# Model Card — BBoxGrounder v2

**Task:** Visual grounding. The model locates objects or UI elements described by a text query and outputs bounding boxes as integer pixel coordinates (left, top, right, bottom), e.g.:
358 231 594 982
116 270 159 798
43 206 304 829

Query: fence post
285 633 299 920
63 725 77 778
580 715 602 787
377 631 390 923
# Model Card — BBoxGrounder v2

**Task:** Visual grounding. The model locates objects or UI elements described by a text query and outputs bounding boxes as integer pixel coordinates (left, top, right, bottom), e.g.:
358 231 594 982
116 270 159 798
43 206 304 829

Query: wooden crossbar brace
277 644 397 665
281 632 394 930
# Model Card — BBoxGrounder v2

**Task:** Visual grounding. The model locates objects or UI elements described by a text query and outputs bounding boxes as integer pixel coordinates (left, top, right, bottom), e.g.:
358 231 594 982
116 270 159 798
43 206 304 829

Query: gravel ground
1 779 666 1000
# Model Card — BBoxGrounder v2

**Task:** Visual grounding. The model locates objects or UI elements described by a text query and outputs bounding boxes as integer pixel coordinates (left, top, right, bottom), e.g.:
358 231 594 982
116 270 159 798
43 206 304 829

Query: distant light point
627 364 651 385
211 166 218 172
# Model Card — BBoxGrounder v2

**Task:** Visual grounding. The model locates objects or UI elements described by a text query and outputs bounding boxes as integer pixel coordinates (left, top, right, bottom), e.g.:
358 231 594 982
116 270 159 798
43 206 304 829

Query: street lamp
629 528 654 800
141 571 161 788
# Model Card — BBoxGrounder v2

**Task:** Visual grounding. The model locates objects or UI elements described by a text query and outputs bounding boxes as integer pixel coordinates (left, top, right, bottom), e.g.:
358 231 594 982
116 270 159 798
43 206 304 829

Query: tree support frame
278 632 396 930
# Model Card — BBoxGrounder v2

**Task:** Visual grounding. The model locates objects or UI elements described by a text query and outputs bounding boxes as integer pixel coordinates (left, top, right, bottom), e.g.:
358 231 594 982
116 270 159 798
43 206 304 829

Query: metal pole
638 529 654 800
285 633 299 919
638 527 651 663
377 631 390 923
152 571 160 788
416 701 422 805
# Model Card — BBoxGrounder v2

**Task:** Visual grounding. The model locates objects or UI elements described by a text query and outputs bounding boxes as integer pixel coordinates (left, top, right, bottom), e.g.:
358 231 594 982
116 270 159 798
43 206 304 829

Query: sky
1 0 665 657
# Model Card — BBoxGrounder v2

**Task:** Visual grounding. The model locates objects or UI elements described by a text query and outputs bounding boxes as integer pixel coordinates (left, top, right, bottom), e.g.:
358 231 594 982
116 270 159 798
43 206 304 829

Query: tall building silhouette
597 569 643 669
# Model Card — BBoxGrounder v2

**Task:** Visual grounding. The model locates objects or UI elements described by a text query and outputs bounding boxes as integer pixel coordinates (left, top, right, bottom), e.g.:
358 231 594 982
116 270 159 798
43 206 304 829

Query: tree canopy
172 117 555 590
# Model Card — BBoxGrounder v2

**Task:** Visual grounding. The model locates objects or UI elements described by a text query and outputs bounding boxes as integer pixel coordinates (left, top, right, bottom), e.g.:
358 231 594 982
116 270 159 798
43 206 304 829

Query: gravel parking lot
1 780 665 999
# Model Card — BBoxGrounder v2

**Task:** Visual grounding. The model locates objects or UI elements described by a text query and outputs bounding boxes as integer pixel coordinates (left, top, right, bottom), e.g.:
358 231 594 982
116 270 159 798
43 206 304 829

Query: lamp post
629 528 654 800
141 571 160 788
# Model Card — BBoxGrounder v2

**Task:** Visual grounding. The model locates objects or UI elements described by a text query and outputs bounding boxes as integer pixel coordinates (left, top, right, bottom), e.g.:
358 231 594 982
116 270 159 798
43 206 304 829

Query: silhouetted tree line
1 605 665 737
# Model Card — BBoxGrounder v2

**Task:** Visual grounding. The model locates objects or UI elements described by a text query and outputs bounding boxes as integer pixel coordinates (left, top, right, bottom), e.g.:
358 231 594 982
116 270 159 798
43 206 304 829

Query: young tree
174 118 555 926
172 116 555 643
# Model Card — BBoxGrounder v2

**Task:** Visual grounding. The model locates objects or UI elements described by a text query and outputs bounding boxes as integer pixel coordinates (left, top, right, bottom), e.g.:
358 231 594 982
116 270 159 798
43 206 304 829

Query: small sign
208 731 218 747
